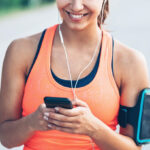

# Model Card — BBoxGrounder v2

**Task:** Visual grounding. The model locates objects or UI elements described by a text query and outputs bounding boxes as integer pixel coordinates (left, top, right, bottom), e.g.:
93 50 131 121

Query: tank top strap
103 30 120 97
40 24 58 57
25 24 58 85
33 24 58 74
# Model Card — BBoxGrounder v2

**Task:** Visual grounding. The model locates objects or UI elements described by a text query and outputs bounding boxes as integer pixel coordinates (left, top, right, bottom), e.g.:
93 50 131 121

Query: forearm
90 121 141 150
0 113 35 148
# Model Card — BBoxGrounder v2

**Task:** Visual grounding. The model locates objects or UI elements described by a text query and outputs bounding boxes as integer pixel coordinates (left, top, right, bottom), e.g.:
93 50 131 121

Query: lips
65 10 89 21
65 10 89 16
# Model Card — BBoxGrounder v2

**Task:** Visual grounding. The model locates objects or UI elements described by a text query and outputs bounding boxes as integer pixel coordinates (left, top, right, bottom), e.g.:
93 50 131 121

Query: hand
29 103 56 131
44 98 102 137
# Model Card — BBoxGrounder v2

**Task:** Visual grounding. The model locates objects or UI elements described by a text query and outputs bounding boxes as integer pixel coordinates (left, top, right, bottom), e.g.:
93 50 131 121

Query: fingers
43 111 77 122
47 124 75 134
47 119 79 129
39 103 56 114
42 111 79 132
33 103 56 131
37 100 89 132
72 98 88 107
54 107 84 117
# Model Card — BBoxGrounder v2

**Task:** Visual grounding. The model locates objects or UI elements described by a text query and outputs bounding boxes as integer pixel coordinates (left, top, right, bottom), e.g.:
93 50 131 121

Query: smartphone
44 97 73 109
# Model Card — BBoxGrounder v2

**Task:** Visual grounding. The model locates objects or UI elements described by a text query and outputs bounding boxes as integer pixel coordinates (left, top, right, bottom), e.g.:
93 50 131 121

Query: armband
118 88 150 145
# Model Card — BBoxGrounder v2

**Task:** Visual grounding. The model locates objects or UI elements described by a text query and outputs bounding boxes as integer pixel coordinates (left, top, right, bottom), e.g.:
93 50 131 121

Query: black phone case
44 97 73 109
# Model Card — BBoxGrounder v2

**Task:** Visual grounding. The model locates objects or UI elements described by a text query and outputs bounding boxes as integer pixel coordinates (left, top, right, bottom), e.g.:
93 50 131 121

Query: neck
59 22 102 50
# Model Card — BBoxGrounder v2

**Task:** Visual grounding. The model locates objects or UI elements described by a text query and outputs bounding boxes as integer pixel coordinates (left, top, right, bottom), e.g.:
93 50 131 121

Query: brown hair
98 0 109 27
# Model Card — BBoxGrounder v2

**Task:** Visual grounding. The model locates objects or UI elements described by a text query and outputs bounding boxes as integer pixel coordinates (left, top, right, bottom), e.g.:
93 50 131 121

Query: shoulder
4 32 43 77
114 39 150 106
114 39 148 76
114 40 146 70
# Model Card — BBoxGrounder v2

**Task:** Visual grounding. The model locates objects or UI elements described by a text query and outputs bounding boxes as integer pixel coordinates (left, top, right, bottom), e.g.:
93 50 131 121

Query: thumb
72 98 88 107
41 103 46 109
39 103 46 112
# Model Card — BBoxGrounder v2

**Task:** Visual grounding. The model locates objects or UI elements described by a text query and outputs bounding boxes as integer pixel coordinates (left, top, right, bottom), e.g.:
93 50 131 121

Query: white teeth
70 14 83 19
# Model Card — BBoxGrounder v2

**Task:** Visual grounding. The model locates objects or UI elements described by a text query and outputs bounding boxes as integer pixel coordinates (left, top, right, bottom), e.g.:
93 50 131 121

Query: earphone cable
59 24 101 100
58 24 102 150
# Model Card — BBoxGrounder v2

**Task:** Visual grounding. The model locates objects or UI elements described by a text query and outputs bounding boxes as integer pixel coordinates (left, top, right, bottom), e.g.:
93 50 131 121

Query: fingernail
41 103 46 108
43 116 48 121
44 112 49 117
55 107 59 112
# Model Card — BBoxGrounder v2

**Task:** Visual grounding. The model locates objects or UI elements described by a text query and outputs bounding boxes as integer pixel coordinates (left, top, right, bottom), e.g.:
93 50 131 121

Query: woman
0 0 149 149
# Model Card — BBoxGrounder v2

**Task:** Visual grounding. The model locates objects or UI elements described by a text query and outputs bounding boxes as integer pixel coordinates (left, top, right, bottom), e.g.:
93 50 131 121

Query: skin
0 0 149 149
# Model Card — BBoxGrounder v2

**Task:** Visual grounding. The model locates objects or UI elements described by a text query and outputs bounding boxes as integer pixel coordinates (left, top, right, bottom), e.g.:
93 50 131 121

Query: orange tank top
22 24 120 150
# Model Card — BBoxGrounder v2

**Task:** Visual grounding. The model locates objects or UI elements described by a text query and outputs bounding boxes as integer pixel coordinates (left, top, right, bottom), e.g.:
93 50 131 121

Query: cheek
86 0 103 16
56 0 68 14
56 0 70 9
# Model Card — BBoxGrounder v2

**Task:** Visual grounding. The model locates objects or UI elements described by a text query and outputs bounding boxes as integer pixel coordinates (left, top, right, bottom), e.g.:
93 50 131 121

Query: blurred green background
0 0 55 16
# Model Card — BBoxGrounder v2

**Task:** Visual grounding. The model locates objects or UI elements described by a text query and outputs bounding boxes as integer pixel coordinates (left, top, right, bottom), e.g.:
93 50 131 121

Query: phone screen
140 94 150 139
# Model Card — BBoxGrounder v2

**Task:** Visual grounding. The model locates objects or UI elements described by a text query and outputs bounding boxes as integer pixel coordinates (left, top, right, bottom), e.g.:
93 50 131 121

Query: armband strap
118 88 150 145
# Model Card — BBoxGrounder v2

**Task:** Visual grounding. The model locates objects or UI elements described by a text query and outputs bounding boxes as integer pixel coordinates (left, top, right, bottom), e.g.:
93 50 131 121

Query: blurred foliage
0 0 21 8
0 0 55 16
0 0 55 8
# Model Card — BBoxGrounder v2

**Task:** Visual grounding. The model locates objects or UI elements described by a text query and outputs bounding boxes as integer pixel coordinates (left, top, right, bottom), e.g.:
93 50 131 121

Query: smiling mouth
65 10 89 20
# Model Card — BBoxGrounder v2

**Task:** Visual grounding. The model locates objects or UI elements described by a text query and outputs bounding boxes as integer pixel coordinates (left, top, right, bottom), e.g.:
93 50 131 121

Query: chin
63 21 90 31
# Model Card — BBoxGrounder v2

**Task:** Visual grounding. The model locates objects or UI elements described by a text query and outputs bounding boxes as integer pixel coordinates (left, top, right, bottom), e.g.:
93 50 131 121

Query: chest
51 46 99 80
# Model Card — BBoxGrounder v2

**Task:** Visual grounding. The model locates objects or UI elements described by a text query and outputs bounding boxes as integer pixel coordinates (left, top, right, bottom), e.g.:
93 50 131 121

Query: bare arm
0 39 52 148
90 42 150 149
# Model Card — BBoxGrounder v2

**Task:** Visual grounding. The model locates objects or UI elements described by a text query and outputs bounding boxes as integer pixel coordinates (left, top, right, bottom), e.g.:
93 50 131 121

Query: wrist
88 117 103 138
90 119 113 143
26 113 37 133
